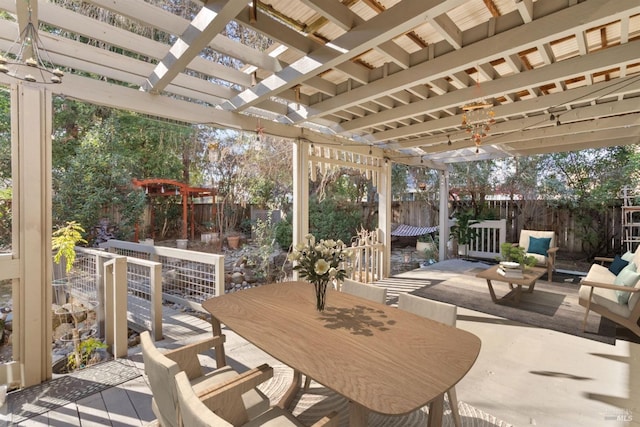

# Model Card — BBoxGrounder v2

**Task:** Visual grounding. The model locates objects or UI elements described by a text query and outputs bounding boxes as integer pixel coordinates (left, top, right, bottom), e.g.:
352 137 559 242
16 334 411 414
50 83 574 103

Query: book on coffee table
497 267 524 279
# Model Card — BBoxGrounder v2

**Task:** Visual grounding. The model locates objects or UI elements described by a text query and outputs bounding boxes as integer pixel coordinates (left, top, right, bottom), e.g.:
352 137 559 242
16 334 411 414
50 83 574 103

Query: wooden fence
392 199 623 256
191 200 624 255
111 198 625 257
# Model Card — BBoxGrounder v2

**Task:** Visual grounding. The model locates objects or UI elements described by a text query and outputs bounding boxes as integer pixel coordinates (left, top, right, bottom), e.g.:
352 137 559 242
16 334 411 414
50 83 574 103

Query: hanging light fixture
0 5 63 84
461 71 495 153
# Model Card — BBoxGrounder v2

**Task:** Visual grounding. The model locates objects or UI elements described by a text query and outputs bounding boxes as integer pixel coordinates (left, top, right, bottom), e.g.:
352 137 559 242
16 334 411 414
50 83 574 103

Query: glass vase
313 279 328 312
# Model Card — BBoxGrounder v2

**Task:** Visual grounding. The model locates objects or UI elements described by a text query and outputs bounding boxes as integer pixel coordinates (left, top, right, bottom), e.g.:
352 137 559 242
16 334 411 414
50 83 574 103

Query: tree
449 160 496 217
52 125 147 242
539 147 640 256
0 90 11 248
202 129 250 235
52 100 197 242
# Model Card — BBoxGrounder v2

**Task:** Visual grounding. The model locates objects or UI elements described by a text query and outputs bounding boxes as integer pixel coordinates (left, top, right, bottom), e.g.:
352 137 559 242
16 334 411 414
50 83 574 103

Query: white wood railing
468 219 507 260
347 228 384 283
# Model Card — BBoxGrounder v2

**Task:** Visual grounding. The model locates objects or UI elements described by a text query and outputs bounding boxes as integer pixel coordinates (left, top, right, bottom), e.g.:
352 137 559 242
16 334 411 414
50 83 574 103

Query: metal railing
102 240 224 311
59 248 163 352
100 240 225 311
61 242 224 354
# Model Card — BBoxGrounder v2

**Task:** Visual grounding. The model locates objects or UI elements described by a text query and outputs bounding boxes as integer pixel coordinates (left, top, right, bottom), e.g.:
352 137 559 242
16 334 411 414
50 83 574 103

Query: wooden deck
4 301 214 427
10 374 155 427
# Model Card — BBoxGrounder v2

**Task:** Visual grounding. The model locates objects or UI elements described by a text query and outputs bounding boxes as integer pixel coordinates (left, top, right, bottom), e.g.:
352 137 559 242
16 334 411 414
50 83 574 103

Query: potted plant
416 233 436 254
498 242 537 269
449 210 478 259
225 230 243 250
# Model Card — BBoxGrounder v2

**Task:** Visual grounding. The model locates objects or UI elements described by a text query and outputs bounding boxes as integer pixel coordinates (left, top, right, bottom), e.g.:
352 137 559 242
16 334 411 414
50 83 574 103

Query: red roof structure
132 178 217 241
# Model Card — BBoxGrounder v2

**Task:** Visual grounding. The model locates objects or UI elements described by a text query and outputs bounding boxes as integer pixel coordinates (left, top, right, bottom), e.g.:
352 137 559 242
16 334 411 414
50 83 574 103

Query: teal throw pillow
621 251 635 262
608 255 629 275
614 263 640 304
528 236 551 256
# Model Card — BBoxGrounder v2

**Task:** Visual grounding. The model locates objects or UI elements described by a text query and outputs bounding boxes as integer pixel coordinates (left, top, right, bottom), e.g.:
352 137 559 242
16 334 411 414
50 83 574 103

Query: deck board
101 387 143 427
119 376 155 424
76 392 111 426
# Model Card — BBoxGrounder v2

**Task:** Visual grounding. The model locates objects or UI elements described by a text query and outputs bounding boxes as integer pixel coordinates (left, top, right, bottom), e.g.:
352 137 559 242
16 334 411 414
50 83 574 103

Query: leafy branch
52 221 87 273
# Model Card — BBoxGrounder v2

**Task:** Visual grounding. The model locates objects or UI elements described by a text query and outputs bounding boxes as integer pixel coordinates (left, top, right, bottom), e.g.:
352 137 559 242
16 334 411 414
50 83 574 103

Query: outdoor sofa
578 248 640 337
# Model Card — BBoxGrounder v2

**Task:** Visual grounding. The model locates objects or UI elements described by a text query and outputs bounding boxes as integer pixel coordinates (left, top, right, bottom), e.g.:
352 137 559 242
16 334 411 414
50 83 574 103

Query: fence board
393 200 625 256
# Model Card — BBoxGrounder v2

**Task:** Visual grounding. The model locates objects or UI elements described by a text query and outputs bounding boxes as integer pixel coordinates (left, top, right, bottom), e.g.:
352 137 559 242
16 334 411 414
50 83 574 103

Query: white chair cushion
518 230 555 253
244 407 306 427
398 293 457 326
584 263 616 284
628 281 640 311
176 371 235 427
525 252 548 266
632 245 640 270
613 264 640 304
341 278 387 304
579 283 631 318
191 367 270 420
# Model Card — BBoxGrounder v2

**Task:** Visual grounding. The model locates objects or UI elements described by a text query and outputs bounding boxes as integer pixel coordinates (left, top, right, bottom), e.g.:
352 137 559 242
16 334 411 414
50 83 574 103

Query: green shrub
275 199 363 250
275 213 293 250
309 198 361 244
67 337 107 371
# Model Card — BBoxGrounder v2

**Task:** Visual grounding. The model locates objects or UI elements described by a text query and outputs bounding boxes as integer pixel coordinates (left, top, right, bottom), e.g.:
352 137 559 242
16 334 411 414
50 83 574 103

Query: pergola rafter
0 0 636 165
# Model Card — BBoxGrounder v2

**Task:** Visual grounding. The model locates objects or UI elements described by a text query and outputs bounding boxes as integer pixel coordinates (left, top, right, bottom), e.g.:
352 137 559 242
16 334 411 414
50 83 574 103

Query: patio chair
340 278 388 304
578 259 640 338
175 365 339 427
397 293 462 427
517 230 559 282
140 331 270 427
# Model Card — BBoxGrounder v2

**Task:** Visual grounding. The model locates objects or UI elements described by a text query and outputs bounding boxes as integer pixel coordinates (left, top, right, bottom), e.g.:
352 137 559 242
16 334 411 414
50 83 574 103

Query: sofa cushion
584 263 616 284
608 255 629 275
528 236 551 256
579 283 631 318
632 245 640 270
614 263 640 304
628 281 640 311
622 251 635 262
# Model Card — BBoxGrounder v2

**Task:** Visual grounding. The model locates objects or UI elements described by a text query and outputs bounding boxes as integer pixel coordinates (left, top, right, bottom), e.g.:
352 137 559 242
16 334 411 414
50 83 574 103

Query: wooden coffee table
476 265 547 305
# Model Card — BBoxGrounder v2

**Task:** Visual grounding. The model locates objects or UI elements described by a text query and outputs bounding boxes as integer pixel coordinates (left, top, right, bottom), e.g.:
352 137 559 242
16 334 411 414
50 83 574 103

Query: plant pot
416 241 429 253
227 235 241 249
417 242 437 258
457 243 468 257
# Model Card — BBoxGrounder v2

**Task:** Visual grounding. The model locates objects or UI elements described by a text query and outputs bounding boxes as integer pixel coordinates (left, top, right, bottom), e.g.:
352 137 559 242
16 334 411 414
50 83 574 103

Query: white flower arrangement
288 234 353 284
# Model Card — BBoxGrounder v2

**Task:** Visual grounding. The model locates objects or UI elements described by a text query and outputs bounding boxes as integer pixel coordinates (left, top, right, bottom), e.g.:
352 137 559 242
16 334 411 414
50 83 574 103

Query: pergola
131 178 217 241
0 0 639 386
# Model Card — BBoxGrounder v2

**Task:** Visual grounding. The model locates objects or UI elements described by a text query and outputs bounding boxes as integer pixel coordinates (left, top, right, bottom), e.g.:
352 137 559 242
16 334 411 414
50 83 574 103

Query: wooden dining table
203 281 481 426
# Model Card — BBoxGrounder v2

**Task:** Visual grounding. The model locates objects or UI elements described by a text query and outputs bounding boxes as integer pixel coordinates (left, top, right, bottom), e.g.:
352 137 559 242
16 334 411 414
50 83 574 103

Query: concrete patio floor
392 260 639 427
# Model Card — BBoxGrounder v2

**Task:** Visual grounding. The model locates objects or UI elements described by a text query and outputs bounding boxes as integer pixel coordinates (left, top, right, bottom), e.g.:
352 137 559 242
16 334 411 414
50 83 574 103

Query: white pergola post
13 82 53 386
292 139 309 280
439 170 450 261
378 159 392 279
